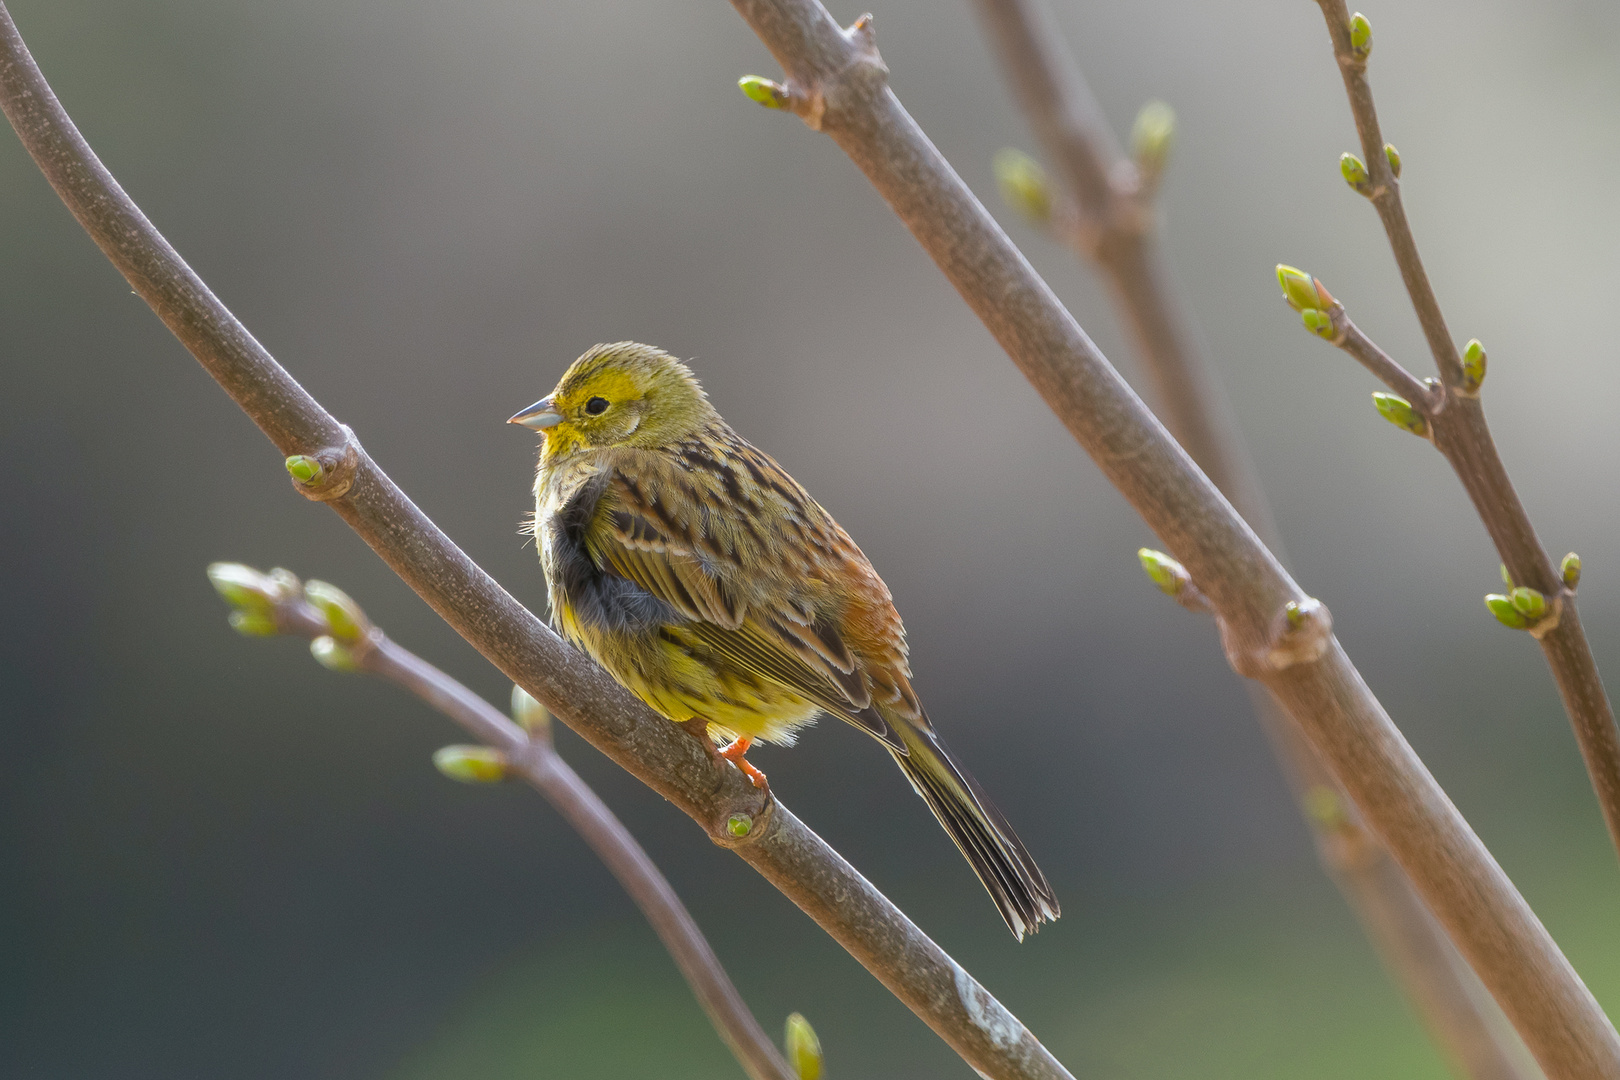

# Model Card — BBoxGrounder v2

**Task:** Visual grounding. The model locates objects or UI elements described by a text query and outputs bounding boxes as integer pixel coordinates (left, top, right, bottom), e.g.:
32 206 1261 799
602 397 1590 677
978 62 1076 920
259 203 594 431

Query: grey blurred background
2 0 1618 1076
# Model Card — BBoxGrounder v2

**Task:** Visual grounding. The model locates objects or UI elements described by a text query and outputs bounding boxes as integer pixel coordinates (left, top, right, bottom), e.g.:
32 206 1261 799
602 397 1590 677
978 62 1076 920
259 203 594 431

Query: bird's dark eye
585 396 609 415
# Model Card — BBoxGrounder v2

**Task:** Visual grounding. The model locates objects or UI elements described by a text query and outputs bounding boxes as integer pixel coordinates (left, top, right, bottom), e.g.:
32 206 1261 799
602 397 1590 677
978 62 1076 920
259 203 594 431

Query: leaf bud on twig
227 609 279 637
1461 339 1487 391
737 75 790 110
1275 264 1333 313
432 745 508 784
1304 785 1347 830
727 813 754 838
1301 308 1336 340
285 454 324 485
1130 100 1175 184
1137 548 1190 596
784 1012 824 1080
1562 553 1582 591
1485 594 1530 630
1384 143 1402 179
310 635 360 672
1371 393 1428 437
992 148 1053 225
303 579 369 642
1340 152 1371 195
510 684 552 736
1510 587 1548 621
207 561 282 613
1349 12 1373 59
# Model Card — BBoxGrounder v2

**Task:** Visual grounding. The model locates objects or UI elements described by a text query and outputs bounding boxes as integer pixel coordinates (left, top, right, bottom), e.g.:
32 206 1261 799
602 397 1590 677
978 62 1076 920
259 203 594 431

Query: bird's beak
508 396 563 430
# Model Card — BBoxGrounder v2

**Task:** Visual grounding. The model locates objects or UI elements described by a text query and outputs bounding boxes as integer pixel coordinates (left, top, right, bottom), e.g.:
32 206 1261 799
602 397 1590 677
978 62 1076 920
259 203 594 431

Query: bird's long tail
887 721 1060 940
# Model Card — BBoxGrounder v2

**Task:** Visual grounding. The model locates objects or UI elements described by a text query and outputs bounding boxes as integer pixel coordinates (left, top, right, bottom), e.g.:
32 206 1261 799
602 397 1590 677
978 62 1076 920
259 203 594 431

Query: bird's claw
718 736 769 791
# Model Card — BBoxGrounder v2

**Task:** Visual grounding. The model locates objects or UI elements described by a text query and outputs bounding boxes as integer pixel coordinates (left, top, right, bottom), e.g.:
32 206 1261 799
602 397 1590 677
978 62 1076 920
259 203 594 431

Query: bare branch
1307 0 1620 871
0 8 1070 1079
972 5 1535 1071
725 1 1619 1076
972 4 1542 1068
209 565 796 1080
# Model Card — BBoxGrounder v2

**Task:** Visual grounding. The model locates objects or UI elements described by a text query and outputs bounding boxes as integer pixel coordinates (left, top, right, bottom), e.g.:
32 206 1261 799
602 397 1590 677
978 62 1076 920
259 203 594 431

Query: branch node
287 425 360 501
708 790 776 850
742 13 890 133
1527 594 1565 641
1262 597 1334 671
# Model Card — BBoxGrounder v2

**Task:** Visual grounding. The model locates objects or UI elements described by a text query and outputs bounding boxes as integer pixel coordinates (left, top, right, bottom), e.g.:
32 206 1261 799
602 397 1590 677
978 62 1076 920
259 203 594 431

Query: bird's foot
717 736 769 791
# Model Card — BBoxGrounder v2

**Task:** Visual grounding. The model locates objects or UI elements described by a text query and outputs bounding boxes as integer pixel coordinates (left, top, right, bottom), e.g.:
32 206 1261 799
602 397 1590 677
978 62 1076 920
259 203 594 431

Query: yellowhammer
510 342 1059 938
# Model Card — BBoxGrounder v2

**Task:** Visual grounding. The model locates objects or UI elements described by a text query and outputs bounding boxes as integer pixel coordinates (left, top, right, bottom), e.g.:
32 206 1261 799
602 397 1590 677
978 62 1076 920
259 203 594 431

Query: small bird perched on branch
511 342 1059 939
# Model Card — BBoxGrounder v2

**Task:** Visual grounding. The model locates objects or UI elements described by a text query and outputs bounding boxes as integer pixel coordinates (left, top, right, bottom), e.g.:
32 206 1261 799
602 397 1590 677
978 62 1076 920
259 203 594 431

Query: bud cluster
1486 565 1555 630
1275 265 1339 342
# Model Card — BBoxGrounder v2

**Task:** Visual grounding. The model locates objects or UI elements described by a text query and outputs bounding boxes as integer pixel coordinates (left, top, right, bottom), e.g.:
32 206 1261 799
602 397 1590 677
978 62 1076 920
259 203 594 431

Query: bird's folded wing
585 469 902 752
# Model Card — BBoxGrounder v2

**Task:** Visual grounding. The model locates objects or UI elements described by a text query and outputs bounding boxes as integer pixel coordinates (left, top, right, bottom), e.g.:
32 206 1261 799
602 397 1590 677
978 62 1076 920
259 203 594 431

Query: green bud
228 609 279 637
738 75 788 110
992 148 1053 224
1303 785 1345 829
207 562 279 612
1340 152 1371 194
302 579 368 642
1371 393 1427 437
1137 548 1189 597
1284 600 1307 627
1562 552 1582 590
1485 594 1530 630
1130 100 1175 176
1275 264 1331 312
432 745 508 784
727 813 753 838
1301 307 1336 340
1461 338 1487 390
510 684 551 735
285 455 324 485
1510 586 1547 620
784 1013 824 1080
310 635 359 672
1349 12 1372 58
1500 563 1514 588
1384 143 1401 179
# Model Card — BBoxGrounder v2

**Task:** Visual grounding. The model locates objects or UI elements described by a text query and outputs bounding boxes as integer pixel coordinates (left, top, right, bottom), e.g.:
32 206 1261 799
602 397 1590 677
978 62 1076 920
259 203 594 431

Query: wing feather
584 457 903 752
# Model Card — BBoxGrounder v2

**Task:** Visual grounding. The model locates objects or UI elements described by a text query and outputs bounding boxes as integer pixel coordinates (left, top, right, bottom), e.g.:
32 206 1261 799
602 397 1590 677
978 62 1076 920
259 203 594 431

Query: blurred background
2 0 1618 1076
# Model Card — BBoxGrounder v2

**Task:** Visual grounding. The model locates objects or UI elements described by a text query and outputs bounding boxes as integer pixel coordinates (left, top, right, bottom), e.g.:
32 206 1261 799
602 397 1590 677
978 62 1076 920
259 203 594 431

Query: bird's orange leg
717 736 769 790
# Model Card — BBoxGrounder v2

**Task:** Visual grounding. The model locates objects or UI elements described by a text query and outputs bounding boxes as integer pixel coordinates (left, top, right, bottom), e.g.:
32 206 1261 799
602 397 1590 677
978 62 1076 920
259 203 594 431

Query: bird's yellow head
509 342 717 458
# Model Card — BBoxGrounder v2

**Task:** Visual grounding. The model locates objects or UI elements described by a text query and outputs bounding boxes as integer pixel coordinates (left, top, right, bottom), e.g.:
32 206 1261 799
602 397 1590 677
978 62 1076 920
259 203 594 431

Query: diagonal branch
0 8 1068 1080
207 564 796 1080
1309 0 1620 866
726 1 1618 1077
971 2 1534 1076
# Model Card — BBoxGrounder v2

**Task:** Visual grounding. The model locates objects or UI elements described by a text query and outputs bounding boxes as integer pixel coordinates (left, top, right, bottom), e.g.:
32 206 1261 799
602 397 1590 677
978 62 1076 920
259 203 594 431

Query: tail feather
889 722 1060 940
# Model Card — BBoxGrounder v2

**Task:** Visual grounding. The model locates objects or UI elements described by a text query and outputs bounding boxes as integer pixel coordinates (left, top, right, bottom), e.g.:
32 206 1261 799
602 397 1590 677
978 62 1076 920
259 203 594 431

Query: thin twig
726 1 1618 1077
1310 0 1620 865
0 8 1070 1080
970 2 1534 1076
1331 312 1434 407
214 567 796 1080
